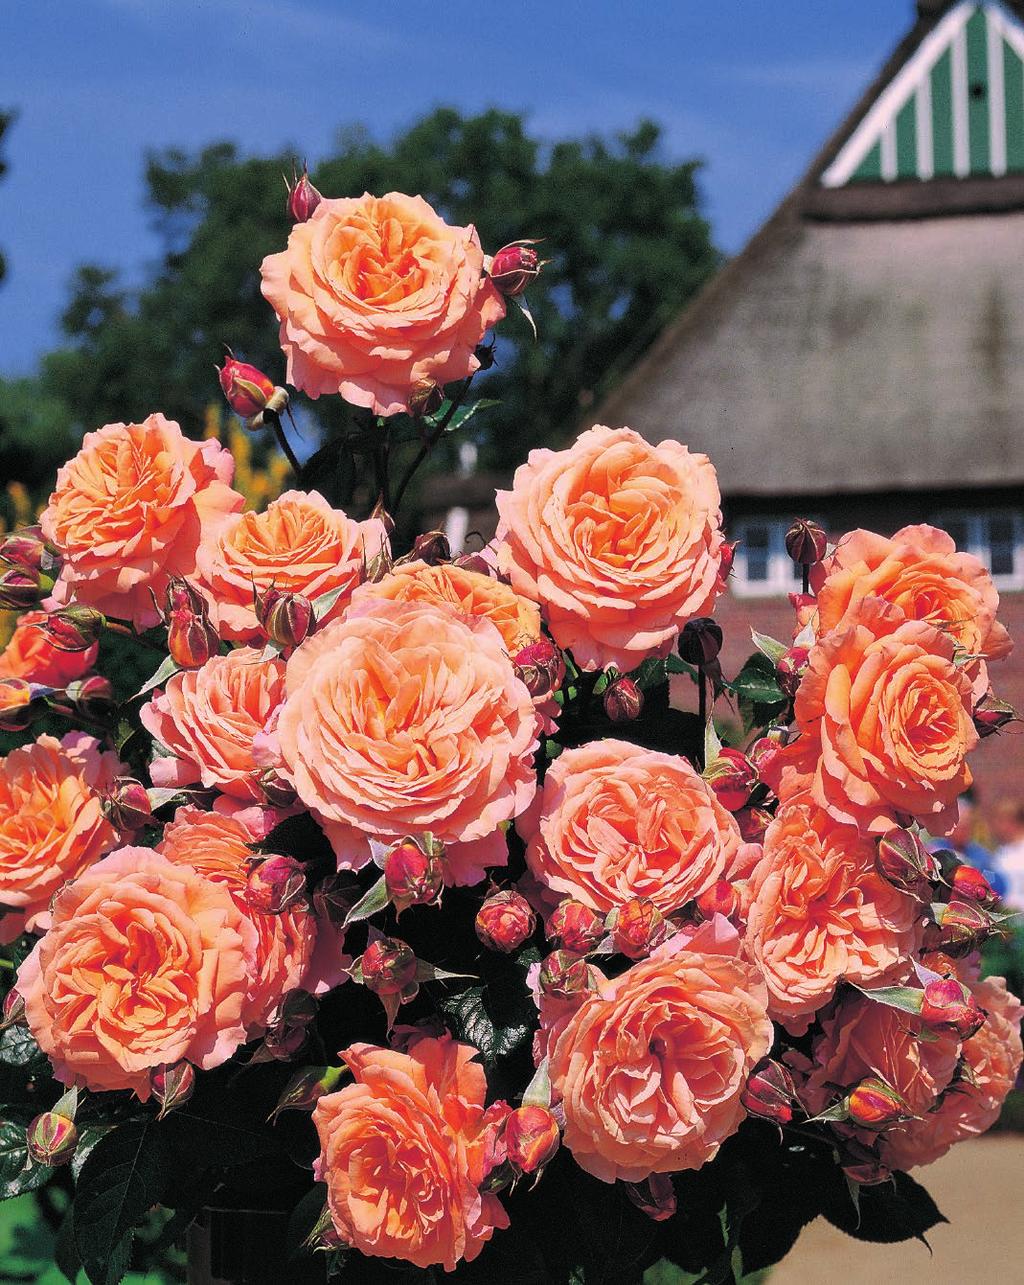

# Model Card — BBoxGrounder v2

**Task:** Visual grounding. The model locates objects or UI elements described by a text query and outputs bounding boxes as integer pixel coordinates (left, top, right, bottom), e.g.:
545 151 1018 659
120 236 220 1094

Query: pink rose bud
538 949 592 1001
476 889 536 953
40 606 106 653
603 675 644 723
488 241 542 296
513 638 565 700
312 871 362 927
678 617 722 667
952 863 998 907
719 540 737 581
245 855 307 915
695 879 741 925
0 525 60 577
547 898 604 955
150 1060 196 1119
286 163 322 223
608 897 666 960
875 828 939 896
736 805 772 843
408 382 445 418
921 976 986 1040
218 354 277 420
165 578 206 616
361 937 418 997
846 1077 911 1130
164 581 219 670
704 747 757 812
103 777 152 831
410 530 451 565
384 839 444 913
785 518 828 566
747 730 786 776
65 675 116 721
972 692 1017 739
926 897 995 954
0 566 47 611
254 587 313 649
623 1173 677 1222
255 767 298 809
453 551 493 576
504 1104 560 1175
1 988 26 1030
741 1056 798 1126
27 1112 77 1167
776 646 810 699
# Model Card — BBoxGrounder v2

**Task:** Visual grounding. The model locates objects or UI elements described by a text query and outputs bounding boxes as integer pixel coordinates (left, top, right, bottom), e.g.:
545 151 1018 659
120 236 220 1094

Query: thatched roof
595 1 1024 497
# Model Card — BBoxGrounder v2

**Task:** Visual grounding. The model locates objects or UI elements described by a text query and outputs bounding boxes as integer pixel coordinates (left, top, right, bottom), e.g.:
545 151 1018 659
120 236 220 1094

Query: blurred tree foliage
1 108 719 491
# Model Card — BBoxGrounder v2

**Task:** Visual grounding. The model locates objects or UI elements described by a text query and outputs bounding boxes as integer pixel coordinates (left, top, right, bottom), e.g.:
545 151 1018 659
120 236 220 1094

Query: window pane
744 525 770 581
988 516 1016 576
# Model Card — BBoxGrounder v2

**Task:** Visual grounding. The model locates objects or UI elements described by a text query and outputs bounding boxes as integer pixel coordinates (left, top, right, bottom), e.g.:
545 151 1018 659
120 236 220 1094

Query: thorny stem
390 376 474 519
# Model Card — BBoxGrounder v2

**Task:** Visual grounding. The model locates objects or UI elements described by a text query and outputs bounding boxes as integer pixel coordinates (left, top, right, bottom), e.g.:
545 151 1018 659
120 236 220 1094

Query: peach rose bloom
547 922 772 1181
495 425 726 671
140 648 287 802
40 414 243 630
157 806 316 1032
771 597 976 835
811 525 1011 695
745 803 923 1027
275 598 538 884
196 490 389 642
882 973 1023 1170
17 847 256 1096
260 193 505 417
803 991 960 1122
518 738 741 916
0 611 98 687
0 732 124 941
312 1036 508 1270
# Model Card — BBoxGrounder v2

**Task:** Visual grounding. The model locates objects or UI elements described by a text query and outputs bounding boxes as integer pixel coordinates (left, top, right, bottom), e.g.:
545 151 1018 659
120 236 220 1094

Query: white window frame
730 517 814 598
933 508 1024 591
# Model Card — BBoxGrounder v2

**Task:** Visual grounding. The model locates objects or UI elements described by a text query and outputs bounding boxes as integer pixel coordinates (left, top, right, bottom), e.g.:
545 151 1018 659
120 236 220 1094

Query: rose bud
312 871 362 927
271 1064 346 1122
166 594 219 670
741 1056 797 1126
0 566 47 611
623 1173 677 1222
65 674 116 721
695 879 741 925
254 586 313 649
218 353 277 420
384 838 443 914
538 949 592 1001
408 382 445 418
921 976 986 1041
785 519 828 567
875 827 939 895
245 855 307 915
704 747 757 812
678 617 723 667
488 241 542 296
102 777 153 831
0 525 50 573
776 646 810 700
1 988 26 1030
453 551 493 576
952 863 998 907
254 767 298 809
972 692 1017 739
736 805 772 843
260 1022 309 1062
927 897 997 954
361 936 418 997
286 163 322 223
150 1060 196 1119
839 1137 891 1187
504 1105 560 1175
40 605 106 652
748 727 789 776
603 675 644 723
547 898 604 955
846 1077 911 1130
719 540 737 581
608 897 666 960
26 1111 77 1167
513 638 564 700
476 889 536 953
408 529 451 565
0 677 37 732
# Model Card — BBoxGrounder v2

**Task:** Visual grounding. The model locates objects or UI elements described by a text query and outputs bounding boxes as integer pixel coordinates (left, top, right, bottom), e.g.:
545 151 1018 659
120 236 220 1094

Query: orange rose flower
883 973 1023 1171
495 426 727 671
771 597 976 835
745 803 923 1027
260 192 505 417
546 923 772 1181
196 490 389 642
0 732 124 940
0 611 97 687
140 647 287 802
312 1036 508 1270
40 414 243 630
518 738 741 916
274 599 538 884
811 525 1011 695
157 806 317 1032
17 847 256 1096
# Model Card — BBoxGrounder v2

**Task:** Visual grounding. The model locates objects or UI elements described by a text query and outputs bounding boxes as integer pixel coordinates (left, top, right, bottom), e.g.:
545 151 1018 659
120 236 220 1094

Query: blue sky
3 0 913 376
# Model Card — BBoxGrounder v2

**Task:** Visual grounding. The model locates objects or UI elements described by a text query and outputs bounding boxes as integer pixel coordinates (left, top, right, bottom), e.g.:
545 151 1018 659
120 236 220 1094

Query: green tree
13 109 719 488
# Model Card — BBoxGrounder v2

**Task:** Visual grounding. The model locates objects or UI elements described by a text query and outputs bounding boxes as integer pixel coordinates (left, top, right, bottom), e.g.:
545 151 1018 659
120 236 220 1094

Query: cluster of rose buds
384 838 444 914
0 526 60 610
164 578 219 669
476 889 536 953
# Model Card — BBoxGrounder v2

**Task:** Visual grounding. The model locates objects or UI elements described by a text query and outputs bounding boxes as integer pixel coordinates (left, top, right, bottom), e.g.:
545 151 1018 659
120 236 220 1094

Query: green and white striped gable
822 1 1024 185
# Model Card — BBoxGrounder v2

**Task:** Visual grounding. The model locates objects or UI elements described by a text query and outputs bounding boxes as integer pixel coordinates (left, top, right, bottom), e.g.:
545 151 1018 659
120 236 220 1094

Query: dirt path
771 1135 1024 1284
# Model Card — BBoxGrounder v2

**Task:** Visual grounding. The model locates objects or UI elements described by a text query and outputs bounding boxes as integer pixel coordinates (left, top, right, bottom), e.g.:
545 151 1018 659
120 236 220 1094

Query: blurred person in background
928 788 1008 900
992 800 1024 912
